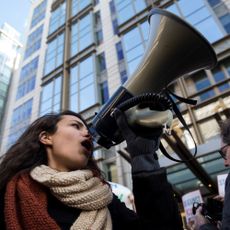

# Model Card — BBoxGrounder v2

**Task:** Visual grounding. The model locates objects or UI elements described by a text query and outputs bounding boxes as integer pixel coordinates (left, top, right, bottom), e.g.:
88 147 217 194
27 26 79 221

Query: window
212 65 230 92
207 0 221 7
94 0 99 5
220 13 230 34
16 57 39 99
30 0 47 28
0 98 4 110
193 72 215 101
100 81 109 104
166 3 180 16
0 82 8 94
120 70 128 84
24 25 43 59
140 21 149 44
44 33 64 75
72 0 91 17
177 0 224 43
69 56 97 112
2 66 12 81
114 0 147 25
95 11 103 45
109 1 119 34
116 42 124 61
48 1 66 35
223 59 230 76
116 42 128 84
97 52 106 72
213 67 225 82
97 53 108 104
7 99 33 147
110 0 116 14
40 76 62 115
122 26 145 76
71 13 94 57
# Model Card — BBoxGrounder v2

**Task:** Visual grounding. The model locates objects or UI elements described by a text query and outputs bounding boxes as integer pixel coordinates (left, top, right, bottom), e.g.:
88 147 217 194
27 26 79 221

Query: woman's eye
72 124 80 129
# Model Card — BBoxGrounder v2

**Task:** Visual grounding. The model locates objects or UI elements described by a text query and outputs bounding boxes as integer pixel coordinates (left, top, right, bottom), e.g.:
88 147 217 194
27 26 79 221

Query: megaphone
90 8 217 149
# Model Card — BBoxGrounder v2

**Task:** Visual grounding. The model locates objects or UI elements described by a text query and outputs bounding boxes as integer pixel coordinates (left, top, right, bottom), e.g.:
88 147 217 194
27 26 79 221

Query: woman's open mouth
81 139 93 153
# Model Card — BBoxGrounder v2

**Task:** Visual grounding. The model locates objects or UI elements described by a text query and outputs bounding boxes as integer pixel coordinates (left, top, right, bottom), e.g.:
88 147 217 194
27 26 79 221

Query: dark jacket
0 168 182 230
200 172 230 230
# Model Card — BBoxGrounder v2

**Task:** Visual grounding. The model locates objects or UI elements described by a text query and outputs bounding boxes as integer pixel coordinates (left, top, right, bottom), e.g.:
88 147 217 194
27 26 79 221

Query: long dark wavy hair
0 110 104 190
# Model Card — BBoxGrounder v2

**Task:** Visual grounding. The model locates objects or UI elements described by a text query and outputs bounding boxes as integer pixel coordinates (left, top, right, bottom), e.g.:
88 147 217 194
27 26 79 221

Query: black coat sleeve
132 168 183 230
108 168 183 230
108 194 141 230
221 173 230 229
199 223 218 230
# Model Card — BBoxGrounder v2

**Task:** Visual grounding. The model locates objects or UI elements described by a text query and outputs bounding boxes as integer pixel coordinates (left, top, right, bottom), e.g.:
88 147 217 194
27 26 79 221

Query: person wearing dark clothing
0 108 182 230
191 118 230 230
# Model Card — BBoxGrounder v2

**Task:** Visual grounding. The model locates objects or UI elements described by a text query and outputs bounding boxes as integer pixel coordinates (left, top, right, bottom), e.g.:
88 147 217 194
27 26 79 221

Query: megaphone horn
90 8 217 149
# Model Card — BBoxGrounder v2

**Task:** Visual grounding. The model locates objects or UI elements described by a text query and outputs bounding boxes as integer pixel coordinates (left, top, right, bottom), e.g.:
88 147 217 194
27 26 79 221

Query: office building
0 23 21 139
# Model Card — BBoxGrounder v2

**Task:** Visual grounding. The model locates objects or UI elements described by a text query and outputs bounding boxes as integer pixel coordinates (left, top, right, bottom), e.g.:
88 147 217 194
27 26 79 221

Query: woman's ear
39 131 52 145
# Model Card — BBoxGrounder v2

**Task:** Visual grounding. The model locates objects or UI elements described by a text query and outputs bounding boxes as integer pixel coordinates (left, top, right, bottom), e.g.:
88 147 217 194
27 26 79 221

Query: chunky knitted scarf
5 165 113 230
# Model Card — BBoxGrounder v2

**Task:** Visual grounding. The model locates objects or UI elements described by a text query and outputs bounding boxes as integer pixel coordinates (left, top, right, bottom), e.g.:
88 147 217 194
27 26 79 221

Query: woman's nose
83 128 91 138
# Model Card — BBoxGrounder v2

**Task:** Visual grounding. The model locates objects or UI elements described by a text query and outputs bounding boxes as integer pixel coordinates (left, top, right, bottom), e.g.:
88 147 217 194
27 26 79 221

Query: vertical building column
62 0 71 110
100 0 121 95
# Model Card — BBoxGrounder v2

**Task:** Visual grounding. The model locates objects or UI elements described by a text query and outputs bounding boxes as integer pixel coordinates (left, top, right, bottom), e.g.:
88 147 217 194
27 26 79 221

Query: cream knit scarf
30 165 113 230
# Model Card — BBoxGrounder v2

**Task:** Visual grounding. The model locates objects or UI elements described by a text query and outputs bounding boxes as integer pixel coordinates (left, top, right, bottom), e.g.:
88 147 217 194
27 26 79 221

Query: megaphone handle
116 93 171 112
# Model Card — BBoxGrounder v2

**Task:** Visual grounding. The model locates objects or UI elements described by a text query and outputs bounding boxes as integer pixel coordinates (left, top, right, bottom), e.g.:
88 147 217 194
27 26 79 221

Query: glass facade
69 55 97 112
7 99 33 148
114 0 147 25
16 57 39 99
184 59 230 102
95 11 103 45
24 25 43 59
207 0 221 7
220 13 230 33
0 24 21 134
0 60 11 114
44 33 65 75
30 0 47 29
166 0 227 43
72 0 91 16
71 13 94 57
97 52 109 104
194 72 216 101
122 20 148 76
100 81 109 104
208 0 230 34
178 0 224 43
116 41 128 84
40 76 62 116
48 1 66 35
109 1 118 35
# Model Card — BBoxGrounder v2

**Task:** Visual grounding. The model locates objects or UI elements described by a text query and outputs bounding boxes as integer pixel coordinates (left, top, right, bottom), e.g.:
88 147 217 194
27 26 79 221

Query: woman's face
44 115 93 171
